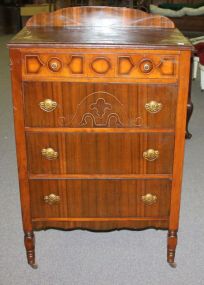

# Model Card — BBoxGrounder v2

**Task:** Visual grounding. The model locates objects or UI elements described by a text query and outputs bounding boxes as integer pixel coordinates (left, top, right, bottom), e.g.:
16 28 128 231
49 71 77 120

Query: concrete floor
0 34 204 285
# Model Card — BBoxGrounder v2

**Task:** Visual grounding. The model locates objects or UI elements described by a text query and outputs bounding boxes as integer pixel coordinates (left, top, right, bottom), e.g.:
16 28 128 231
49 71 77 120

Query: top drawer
22 49 179 82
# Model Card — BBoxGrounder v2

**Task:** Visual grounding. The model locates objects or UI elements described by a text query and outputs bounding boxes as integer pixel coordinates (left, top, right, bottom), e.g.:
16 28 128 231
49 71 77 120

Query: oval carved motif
91 57 111 74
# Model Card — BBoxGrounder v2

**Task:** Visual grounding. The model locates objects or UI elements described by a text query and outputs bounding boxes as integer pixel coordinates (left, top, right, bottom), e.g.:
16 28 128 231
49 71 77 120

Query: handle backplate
41 147 58 160
44 194 60 205
143 149 159 161
145 101 162 113
142 193 157 205
39 99 57 112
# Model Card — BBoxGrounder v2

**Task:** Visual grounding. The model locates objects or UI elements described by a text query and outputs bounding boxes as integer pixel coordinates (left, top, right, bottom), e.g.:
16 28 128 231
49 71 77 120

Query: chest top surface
9 6 192 50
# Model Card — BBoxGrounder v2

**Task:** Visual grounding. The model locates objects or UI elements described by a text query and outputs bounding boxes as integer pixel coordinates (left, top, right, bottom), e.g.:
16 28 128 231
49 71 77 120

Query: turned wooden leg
167 230 177 268
186 101 193 139
24 231 38 269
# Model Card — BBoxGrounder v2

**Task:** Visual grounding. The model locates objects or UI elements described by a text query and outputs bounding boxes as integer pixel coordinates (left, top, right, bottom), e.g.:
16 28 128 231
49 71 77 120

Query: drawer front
23 82 177 129
29 179 171 219
26 133 174 175
22 51 179 81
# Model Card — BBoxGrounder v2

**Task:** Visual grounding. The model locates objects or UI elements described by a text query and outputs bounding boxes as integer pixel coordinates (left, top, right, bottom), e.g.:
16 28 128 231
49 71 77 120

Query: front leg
24 231 38 269
167 230 177 268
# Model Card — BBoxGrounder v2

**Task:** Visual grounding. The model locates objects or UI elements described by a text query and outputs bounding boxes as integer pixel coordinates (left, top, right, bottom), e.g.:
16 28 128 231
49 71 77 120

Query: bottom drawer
29 179 171 220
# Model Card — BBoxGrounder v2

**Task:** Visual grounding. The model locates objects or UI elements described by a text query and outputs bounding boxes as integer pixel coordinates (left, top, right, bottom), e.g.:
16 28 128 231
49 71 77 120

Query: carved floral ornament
79 97 123 128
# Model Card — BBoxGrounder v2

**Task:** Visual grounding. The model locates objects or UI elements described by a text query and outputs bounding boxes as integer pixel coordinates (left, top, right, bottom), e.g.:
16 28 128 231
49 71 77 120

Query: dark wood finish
26 6 175 28
167 230 178 268
26 132 174 174
9 28 191 49
24 232 37 269
8 7 192 268
23 82 178 128
33 219 169 230
29 179 171 219
10 48 36 268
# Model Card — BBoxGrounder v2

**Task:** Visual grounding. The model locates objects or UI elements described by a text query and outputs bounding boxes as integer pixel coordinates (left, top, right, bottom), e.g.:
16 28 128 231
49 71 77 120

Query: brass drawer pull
44 194 60 205
142 193 157 205
48 58 62 72
39 99 57 112
145 101 162 113
140 59 153 73
143 149 159 161
41 148 58 160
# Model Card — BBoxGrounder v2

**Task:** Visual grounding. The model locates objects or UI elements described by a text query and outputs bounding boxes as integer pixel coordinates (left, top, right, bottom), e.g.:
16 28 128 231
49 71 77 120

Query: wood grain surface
23 82 178 129
26 6 175 28
29 179 171 219
8 6 192 267
26 132 174 175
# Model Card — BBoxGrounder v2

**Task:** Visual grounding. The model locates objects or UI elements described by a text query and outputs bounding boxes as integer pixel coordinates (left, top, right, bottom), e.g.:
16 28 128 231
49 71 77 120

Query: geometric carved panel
118 55 176 77
25 55 44 74
68 56 84 74
118 56 135 75
158 58 175 75
91 57 111 74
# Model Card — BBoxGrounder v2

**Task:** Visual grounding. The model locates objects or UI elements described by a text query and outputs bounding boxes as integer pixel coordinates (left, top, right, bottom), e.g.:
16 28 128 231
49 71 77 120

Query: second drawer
26 132 174 175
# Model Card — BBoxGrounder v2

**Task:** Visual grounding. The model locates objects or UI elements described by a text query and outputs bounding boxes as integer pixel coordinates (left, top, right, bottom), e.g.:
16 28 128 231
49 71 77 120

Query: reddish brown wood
29 173 172 179
10 49 36 268
24 232 37 269
21 51 179 81
29 179 171 220
167 230 178 268
32 219 169 231
169 51 191 231
26 6 175 28
26 132 174 175
8 7 192 268
23 82 178 129
8 28 191 50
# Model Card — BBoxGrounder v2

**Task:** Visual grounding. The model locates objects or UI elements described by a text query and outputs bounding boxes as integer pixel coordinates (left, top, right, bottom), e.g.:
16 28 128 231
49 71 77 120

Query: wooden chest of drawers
8 6 192 268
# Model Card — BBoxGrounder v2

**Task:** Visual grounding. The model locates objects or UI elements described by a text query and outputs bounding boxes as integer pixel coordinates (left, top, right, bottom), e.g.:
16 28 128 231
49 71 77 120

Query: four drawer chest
8 6 192 268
